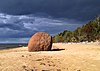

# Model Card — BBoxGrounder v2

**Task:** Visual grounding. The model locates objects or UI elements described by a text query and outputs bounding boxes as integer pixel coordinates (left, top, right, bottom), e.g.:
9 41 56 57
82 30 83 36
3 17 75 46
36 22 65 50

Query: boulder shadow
51 48 65 51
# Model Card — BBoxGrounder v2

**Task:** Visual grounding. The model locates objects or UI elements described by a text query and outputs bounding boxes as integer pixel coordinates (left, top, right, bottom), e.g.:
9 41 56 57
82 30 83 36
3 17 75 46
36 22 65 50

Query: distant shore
0 41 99 50
0 43 28 50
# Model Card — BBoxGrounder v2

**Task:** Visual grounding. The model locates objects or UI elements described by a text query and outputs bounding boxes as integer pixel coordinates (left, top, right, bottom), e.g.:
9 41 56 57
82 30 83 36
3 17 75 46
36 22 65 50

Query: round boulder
28 32 52 52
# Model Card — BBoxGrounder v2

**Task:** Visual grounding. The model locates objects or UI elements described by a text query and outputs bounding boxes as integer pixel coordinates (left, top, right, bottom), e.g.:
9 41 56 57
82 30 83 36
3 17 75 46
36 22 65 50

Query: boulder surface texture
28 32 52 52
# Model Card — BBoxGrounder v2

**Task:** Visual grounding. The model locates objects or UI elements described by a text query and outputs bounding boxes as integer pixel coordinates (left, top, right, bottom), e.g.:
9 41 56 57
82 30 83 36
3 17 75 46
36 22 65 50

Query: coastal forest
53 16 100 43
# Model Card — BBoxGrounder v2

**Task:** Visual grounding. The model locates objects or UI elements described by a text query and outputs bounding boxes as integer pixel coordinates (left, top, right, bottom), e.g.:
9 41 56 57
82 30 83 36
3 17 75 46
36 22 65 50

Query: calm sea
0 38 29 43
0 38 29 49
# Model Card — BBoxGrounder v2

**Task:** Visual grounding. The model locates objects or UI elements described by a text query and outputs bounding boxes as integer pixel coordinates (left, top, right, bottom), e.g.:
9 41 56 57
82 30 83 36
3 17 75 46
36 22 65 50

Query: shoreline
0 43 27 50
0 41 99 50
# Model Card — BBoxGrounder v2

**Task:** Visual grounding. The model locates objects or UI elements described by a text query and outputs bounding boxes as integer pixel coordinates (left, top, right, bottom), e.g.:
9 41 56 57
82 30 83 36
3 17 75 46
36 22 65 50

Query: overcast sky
0 0 100 39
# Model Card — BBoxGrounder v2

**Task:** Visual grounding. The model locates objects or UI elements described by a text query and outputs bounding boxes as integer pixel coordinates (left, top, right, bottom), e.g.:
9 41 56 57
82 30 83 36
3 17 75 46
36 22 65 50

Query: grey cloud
0 13 83 38
0 0 99 21
0 38 29 43
0 23 25 31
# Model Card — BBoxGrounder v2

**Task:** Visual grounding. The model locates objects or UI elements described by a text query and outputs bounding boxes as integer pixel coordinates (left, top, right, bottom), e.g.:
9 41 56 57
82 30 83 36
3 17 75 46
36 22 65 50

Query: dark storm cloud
0 13 83 38
0 0 99 39
0 23 26 31
0 0 99 21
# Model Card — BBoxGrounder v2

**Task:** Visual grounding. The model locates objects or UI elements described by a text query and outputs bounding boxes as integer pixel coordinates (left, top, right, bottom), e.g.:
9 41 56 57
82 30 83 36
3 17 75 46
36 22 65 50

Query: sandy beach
0 42 100 71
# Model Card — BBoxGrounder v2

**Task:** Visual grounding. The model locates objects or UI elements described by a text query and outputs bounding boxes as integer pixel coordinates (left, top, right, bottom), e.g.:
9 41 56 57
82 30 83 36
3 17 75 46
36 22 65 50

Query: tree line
53 16 100 43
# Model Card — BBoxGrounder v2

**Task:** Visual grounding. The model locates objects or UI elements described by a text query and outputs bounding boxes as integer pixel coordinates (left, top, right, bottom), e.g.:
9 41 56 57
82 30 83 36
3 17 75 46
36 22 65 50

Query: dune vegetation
53 16 100 43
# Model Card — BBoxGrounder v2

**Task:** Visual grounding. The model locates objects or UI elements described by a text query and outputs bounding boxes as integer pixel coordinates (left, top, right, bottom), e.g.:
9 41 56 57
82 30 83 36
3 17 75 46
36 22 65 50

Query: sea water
0 38 29 49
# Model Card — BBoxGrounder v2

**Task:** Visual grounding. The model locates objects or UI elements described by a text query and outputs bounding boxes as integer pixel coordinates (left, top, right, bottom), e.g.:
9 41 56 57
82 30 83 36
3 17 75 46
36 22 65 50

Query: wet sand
0 42 100 71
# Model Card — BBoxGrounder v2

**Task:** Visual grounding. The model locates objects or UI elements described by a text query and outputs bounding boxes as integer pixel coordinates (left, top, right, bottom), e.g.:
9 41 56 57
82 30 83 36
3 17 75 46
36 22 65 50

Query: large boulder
28 32 52 52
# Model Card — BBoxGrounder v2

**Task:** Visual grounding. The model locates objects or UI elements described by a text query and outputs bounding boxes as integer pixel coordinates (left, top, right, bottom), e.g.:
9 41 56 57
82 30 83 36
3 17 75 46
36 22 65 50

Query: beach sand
0 42 100 71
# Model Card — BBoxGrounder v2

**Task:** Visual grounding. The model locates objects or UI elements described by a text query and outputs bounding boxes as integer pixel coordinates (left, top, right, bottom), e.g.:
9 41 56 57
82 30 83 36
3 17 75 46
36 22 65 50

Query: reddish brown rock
28 32 52 52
